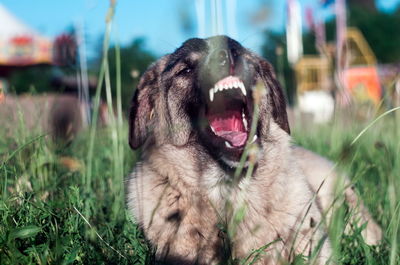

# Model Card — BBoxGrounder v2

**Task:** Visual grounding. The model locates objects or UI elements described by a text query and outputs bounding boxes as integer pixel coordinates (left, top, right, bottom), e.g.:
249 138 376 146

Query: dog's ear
129 60 162 149
258 59 290 134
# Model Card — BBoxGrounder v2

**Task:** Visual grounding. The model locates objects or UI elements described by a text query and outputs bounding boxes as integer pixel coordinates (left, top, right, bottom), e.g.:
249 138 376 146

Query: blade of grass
351 106 400 146
73 206 126 259
85 0 116 192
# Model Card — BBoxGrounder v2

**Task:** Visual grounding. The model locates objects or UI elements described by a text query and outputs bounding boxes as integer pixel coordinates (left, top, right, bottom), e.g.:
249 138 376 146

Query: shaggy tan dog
126 36 381 264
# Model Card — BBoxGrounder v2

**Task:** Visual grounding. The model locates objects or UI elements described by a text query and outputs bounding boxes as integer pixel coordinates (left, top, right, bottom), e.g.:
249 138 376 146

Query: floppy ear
129 61 161 149
258 59 290 134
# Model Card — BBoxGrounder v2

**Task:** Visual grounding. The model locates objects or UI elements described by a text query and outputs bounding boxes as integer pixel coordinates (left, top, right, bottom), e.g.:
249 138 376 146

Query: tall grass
1 104 398 264
293 109 400 265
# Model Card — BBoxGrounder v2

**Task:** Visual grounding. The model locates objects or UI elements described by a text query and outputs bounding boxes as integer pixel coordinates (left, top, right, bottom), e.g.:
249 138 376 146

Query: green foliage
8 66 54 94
293 110 400 265
260 31 296 105
0 127 153 264
348 6 400 64
104 38 156 110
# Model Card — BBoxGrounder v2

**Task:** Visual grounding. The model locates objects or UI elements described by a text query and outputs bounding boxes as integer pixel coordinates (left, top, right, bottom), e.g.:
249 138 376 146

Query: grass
0 126 152 264
292 110 400 265
0 107 399 264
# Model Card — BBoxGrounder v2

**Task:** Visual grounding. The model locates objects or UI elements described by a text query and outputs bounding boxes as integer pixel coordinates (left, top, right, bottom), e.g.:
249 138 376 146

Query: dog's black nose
203 35 246 79
209 47 234 74
214 48 230 66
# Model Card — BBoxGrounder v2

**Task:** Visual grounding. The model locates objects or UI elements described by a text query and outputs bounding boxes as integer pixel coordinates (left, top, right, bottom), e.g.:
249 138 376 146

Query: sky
0 0 399 57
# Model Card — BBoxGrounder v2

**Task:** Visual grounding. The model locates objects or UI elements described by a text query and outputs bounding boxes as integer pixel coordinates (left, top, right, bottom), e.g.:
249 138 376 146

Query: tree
347 5 400 63
260 31 297 104
100 38 156 111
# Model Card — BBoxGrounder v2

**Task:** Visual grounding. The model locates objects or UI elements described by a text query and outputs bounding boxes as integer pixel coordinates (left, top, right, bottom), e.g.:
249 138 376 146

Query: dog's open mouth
204 76 255 150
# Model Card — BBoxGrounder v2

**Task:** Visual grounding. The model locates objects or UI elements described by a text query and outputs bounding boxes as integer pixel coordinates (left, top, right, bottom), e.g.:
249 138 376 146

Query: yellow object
294 27 380 105
346 27 376 66
294 56 330 94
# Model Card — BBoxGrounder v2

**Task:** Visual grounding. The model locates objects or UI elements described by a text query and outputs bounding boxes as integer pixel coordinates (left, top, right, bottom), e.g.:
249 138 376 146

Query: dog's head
129 35 289 167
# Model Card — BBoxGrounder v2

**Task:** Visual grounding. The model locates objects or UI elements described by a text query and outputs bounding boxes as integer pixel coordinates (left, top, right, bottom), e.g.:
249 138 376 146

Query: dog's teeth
225 141 233 148
216 84 222 92
239 83 247 96
234 81 239 88
210 126 216 134
209 89 214 101
251 135 258 143
242 114 248 130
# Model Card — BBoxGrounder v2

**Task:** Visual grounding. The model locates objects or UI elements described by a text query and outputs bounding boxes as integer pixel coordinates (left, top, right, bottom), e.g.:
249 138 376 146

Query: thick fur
126 36 380 264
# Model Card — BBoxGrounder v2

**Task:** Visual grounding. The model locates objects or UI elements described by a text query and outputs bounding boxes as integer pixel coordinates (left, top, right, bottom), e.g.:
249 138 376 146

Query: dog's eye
177 65 192 76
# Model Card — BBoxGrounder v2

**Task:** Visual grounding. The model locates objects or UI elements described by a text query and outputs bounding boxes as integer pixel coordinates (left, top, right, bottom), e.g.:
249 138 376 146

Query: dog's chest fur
127 125 327 264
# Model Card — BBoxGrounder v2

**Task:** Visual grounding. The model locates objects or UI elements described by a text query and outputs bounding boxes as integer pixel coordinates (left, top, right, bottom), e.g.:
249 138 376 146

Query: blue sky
1 0 399 57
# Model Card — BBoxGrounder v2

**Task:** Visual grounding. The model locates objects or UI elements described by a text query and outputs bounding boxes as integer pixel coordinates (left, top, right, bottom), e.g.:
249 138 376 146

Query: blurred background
0 0 399 128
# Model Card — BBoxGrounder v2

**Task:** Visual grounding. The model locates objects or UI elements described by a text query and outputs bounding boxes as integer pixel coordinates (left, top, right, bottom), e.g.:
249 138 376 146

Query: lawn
0 108 399 264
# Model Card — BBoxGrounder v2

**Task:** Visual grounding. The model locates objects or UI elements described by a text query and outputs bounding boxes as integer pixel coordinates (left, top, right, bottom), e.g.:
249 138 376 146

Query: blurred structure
342 28 381 106
294 25 384 122
0 94 84 141
0 4 76 79
295 56 334 123
0 77 6 102
0 4 96 141
0 94 110 142
286 0 303 66
290 0 400 123
0 4 52 74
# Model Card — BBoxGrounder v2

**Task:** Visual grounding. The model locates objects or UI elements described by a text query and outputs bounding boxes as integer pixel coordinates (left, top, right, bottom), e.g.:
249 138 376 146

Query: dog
126 36 381 264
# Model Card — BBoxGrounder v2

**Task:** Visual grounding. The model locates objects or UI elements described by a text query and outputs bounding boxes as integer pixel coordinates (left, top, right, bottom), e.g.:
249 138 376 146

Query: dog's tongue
215 131 247 147
209 111 247 147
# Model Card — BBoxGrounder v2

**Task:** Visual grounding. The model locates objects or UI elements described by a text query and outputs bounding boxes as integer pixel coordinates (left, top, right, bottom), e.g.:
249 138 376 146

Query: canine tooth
251 135 258 143
209 89 214 101
210 126 216 134
225 141 233 148
234 81 239 88
243 115 248 130
239 83 247 96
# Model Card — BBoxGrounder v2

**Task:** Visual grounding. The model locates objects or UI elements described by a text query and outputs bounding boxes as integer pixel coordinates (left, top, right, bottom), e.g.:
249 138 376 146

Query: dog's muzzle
196 37 258 163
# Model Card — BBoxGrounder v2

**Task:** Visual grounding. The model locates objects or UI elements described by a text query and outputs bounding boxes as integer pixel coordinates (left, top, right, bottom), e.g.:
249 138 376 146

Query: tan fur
128 126 332 264
293 147 382 245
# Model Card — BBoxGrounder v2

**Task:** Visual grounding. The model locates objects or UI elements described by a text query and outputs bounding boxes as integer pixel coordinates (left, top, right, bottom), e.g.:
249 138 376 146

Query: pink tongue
209 111 248 147
215 131 247 147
